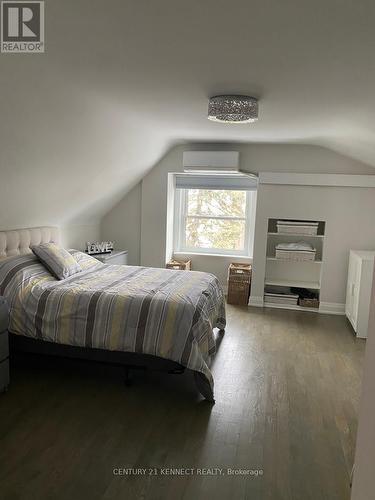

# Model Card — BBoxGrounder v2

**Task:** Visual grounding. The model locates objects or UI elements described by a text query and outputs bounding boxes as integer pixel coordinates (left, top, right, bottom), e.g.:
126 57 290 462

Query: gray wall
101 183 142 265
101 143 375 291
60 224 101 251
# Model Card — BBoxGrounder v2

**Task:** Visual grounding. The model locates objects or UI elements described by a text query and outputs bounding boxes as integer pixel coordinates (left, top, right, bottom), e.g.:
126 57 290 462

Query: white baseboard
319 302 346 315
248 295 264 307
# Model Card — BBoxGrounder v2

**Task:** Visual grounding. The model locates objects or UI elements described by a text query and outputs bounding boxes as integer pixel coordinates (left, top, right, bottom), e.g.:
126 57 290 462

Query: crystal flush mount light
208 95 258 124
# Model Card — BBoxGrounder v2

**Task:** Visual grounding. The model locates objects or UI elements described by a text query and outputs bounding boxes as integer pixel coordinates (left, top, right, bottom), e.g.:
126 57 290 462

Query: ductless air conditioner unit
183 151 240 173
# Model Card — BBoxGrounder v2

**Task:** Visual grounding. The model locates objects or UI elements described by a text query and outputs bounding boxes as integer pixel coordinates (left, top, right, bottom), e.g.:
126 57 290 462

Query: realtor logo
1 1 44 53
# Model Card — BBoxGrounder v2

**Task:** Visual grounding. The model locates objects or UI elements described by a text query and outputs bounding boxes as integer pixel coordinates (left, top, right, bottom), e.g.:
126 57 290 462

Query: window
174 184 256 257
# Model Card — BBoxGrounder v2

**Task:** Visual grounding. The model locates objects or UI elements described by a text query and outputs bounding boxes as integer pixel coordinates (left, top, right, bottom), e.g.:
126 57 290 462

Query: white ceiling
1 0 375 226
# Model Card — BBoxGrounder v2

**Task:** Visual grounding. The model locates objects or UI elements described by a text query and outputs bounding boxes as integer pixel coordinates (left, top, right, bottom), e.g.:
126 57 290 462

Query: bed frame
9 334 213 400
1 227 215 402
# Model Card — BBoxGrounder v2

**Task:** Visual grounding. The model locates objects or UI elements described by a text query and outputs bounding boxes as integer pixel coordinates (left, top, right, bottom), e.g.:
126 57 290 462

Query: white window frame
173 187 256 257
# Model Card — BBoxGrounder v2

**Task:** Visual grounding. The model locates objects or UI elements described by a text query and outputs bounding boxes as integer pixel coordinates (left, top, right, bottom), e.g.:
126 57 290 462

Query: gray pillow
31 243 82 280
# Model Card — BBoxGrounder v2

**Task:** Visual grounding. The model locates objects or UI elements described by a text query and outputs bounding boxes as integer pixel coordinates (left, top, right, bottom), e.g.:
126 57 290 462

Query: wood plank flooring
0 306 366 500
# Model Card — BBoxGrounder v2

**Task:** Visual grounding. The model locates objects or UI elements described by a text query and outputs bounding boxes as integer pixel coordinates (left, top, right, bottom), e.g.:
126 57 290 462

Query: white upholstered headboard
0 226 60 260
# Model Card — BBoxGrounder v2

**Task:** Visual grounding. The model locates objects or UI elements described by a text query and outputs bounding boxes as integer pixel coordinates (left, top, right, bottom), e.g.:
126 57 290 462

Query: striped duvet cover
0 251 226 393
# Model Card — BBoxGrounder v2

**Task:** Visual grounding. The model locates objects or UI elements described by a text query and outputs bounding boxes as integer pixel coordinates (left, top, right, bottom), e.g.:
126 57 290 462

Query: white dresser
345 250 375 338
92 250 128 265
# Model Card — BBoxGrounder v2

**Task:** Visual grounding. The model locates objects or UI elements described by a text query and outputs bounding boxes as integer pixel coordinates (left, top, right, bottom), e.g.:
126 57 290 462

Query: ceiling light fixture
208 95 258 124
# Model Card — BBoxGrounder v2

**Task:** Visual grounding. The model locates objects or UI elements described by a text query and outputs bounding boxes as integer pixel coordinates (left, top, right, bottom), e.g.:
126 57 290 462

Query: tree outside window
175 188 253 255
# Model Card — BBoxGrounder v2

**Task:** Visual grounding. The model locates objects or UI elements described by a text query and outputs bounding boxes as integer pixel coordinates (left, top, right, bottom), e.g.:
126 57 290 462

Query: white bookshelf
264 219 326 311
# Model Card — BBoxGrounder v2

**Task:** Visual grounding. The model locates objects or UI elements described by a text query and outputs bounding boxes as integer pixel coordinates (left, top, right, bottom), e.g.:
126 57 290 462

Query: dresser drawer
94 251 128 265
0 358 9 392
0 331 9 362
107 253 128 265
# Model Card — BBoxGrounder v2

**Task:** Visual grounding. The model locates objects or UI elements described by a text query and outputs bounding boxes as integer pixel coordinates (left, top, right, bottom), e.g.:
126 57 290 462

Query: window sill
174 251 253 260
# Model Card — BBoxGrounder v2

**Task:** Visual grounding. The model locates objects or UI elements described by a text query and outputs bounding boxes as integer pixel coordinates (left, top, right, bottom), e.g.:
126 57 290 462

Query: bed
0 227 226 401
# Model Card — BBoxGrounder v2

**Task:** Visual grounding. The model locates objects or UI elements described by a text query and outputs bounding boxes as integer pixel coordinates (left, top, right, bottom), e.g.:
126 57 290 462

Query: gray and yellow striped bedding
0 251 226 392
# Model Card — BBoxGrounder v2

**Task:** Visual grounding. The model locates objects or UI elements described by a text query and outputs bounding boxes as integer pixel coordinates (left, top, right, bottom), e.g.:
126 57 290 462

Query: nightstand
0 297 9 393
92 250 128 265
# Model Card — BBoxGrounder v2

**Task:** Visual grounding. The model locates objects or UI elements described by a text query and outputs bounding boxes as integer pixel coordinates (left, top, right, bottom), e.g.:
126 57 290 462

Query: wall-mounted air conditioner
183 151 239 173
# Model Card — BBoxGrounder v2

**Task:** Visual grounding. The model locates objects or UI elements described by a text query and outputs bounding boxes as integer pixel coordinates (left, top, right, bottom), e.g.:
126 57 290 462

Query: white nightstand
92 250 128 265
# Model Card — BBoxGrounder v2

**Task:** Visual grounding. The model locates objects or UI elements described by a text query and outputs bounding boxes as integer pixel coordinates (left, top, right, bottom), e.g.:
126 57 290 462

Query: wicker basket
299 297 319 308
276 221 318 236
227 263 252 305
166 259 191 271
275 249 316 261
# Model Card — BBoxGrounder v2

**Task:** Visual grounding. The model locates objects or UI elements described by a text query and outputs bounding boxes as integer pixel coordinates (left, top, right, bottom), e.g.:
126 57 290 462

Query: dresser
92 250 128 265
0 297 9 392
345 250 375 338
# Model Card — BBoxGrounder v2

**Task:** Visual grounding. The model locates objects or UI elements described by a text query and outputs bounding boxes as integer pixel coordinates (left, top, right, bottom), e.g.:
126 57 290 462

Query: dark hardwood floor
0 306 365 500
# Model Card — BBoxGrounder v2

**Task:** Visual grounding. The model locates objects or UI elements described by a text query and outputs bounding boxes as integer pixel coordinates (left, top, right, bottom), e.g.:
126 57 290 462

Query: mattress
0 251 226 394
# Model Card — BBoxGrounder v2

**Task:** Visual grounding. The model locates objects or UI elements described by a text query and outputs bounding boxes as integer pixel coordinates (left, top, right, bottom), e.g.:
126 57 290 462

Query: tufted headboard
0 226 60 260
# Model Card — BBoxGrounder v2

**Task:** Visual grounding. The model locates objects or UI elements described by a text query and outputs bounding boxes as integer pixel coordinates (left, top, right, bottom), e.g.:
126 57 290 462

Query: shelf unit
264 219 326 311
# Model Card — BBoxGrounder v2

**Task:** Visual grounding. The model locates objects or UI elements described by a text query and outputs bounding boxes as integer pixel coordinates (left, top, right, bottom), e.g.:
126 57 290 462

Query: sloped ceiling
1 0 375 227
